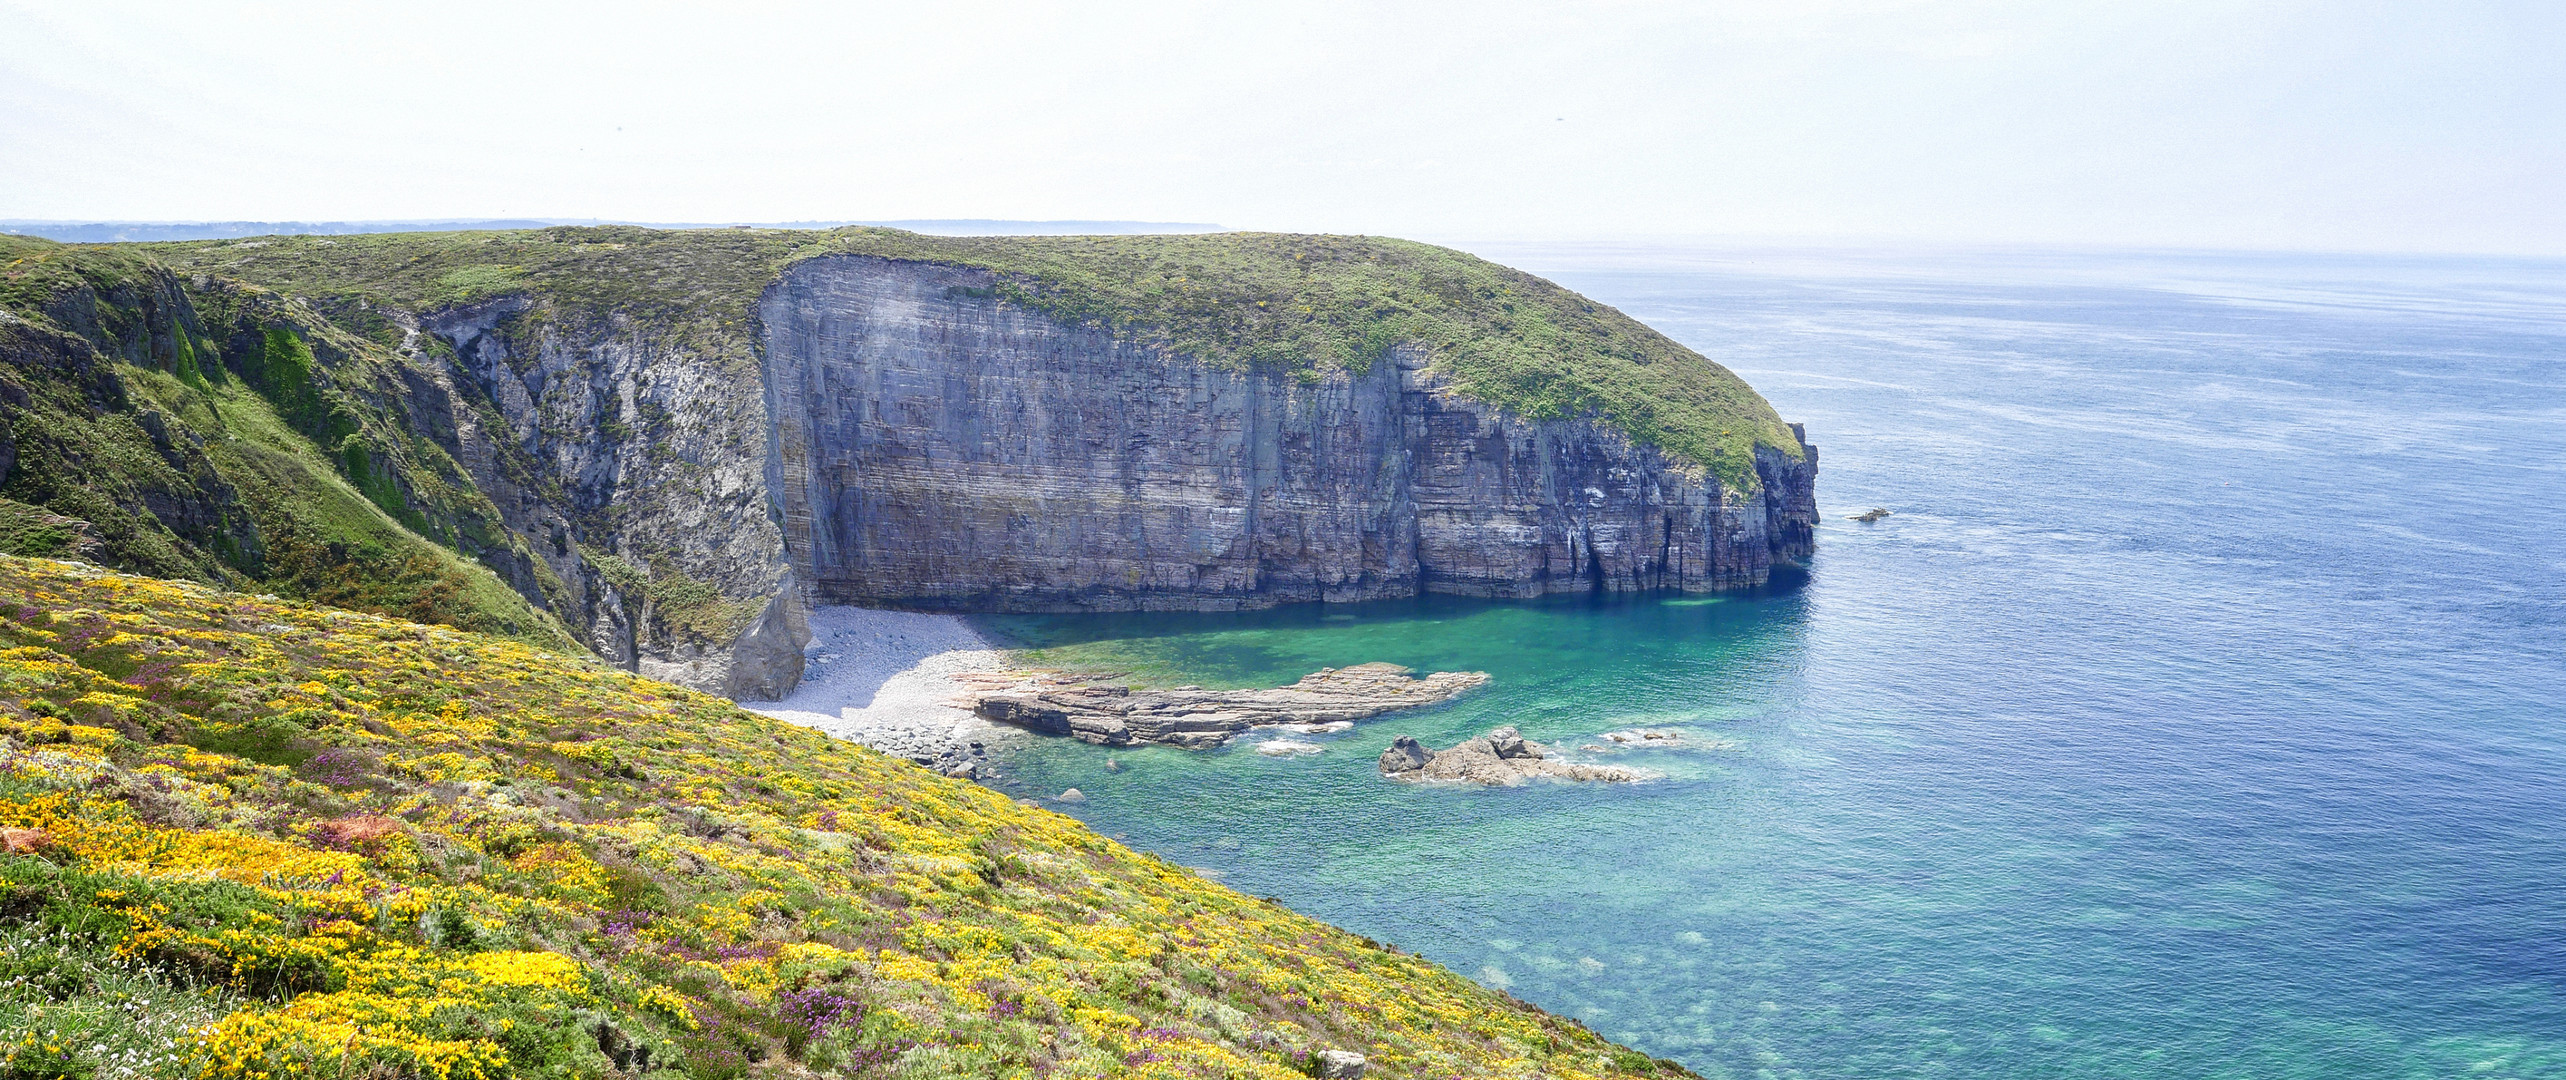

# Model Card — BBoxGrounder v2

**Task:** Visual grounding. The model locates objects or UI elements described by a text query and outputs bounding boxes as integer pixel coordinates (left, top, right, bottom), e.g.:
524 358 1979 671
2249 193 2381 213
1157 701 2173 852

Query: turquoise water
978 249 2566 1079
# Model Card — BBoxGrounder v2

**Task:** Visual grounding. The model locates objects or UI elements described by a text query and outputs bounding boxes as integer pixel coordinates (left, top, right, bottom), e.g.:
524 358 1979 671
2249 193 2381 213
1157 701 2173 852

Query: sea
974 245 2566 1079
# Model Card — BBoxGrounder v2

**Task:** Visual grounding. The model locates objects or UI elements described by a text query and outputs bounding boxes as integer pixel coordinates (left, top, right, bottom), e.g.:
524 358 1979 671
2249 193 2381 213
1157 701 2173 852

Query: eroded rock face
965 662 1489 748
1379 726 1641 786
760 255 1817 613
413 297 805 698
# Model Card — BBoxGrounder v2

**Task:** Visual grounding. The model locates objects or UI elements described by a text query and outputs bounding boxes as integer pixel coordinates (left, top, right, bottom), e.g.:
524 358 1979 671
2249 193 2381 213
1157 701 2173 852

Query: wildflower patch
0 556 1692 1079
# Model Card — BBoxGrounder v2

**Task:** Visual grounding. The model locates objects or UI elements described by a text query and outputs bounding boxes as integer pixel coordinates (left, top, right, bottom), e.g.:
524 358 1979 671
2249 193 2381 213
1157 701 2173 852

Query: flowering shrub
0 556 1692 1079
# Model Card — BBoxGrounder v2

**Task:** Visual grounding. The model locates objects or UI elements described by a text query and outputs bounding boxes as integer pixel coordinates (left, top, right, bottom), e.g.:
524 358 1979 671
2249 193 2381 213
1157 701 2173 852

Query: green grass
144 227 1804 489
0 498 91 560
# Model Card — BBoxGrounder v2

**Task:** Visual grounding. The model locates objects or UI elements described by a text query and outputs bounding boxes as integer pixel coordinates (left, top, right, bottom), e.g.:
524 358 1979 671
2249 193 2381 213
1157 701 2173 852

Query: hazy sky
4 1 2561 253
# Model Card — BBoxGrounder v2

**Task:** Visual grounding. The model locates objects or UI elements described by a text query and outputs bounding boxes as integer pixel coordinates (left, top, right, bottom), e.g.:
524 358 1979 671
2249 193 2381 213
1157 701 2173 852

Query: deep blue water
983 248 2566 1079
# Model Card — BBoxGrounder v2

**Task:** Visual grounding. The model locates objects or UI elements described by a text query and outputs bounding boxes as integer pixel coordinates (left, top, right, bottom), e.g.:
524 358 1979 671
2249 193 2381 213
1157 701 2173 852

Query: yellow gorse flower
0 557 1674 1080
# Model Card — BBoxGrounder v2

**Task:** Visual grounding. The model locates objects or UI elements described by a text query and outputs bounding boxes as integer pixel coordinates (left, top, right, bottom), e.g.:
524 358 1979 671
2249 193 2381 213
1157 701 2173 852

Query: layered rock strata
760 256 1817 613
964 662 1489 749
1379 726 1640 786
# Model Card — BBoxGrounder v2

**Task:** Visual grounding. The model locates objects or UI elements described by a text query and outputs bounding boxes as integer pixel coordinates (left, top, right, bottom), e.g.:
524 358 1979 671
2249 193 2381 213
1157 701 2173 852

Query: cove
973 248 2566 1079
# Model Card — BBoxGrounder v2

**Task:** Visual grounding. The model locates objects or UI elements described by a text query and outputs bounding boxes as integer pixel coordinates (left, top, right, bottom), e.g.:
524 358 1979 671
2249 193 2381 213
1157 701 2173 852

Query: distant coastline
0 218 1226 243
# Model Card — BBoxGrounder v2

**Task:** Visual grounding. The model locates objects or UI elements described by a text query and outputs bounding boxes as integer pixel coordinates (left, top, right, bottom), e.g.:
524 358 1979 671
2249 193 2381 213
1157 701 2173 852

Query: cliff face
761 255 1814 612
415 297 806 699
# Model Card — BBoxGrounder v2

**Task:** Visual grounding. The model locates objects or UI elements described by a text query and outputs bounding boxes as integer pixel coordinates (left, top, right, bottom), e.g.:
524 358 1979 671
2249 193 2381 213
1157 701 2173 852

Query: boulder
1314 1049 1368 1078
1379 735 1432 774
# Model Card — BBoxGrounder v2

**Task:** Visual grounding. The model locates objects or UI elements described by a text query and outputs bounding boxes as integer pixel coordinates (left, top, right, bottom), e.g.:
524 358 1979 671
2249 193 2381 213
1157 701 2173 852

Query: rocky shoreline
750 608 1494 770
1380 726 1643 786
962 663 1490 748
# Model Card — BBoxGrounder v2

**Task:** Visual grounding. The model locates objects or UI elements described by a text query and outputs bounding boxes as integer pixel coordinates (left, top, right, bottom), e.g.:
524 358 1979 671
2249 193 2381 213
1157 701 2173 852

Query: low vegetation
0 556 1694 1079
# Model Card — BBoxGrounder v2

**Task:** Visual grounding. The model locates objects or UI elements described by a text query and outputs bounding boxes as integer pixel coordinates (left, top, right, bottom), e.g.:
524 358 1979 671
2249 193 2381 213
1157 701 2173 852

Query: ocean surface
976 246 2566 1079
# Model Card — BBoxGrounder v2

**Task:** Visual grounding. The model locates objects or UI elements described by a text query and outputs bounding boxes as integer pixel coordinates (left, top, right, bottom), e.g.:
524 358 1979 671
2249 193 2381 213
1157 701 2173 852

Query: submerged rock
1380 726 1642 786
966 663 1490 749
1850 507 1892 522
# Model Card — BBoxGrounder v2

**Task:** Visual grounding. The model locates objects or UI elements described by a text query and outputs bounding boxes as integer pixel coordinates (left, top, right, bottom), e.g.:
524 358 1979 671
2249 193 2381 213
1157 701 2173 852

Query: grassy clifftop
146 227 1804 489
0 556 1692 1079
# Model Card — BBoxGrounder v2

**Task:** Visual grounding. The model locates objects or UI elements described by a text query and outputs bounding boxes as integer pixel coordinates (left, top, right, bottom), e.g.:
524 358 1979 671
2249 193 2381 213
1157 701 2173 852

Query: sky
3 0 2561 254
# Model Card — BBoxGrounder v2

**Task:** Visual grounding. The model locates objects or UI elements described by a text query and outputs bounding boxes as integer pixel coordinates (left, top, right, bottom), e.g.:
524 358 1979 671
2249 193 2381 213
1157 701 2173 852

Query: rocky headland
964 662 1490 748
6 228 1815 706
1379 725 1643 785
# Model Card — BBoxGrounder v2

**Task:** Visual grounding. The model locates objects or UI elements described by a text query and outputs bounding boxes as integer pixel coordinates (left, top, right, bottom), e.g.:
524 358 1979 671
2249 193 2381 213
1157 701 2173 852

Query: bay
980 246 2566 1079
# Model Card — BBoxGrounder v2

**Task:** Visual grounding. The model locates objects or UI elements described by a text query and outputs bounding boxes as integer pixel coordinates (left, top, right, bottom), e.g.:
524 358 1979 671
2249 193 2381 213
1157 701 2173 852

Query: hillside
0 236 579 649
0 555 1693 1079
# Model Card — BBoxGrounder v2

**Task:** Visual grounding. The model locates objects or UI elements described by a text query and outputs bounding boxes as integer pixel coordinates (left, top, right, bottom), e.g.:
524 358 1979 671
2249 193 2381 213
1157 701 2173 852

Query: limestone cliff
762 255 1815 611
78 227 1821 701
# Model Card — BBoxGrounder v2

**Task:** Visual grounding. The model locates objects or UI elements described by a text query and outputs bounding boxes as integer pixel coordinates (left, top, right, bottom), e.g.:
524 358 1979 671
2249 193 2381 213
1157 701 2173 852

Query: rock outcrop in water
1379 726 1640 785
762 255 1818 612
964 662 1489 748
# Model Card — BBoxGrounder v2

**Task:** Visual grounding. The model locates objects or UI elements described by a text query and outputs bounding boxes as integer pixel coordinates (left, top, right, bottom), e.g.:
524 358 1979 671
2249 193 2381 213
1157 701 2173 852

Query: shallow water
978 247 2566 1079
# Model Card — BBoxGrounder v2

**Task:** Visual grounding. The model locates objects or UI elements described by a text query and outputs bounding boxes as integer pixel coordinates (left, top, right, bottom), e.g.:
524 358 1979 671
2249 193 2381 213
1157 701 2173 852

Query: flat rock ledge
962 662 1490 749
1379 726 1642 786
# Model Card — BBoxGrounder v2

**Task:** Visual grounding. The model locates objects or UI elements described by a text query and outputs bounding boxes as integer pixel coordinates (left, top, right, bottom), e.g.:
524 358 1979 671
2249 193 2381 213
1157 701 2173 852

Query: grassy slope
0 557 1692 1080
0 236 578 650
146 227 1804 490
